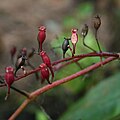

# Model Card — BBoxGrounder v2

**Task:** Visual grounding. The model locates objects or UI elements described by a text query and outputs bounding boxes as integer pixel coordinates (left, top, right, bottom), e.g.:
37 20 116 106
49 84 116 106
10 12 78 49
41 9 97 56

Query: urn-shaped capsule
15 48 27 76
93 15 101 30
62 37 71 58
4 66 15 99
40 51 54 80
71 28 78 54
39 63 51 84
81 24 88 38
37 26 46 52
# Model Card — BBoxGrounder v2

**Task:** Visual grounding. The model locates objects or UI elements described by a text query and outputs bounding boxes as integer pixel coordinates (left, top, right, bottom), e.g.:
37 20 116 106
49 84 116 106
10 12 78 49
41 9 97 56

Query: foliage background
0 0 120 120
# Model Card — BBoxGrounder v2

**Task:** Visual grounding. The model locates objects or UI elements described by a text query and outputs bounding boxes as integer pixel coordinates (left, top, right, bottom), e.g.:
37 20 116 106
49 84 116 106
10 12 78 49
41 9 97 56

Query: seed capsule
15 48 27 76
93 15 101 30
81 24 88 38
71 28 78 54
4 66 15 100
39 63 51 84
40 51 54 80
62 37 71 58
37 26 46 52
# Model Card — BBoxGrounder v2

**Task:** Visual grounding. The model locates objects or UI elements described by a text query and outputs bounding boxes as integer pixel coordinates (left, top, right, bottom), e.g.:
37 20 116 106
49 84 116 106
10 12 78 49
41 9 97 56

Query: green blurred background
0 0 120 120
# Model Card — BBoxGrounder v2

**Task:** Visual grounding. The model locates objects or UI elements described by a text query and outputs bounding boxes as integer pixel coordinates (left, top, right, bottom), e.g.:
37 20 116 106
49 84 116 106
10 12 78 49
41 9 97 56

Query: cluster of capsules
0 15 101 100
62 15 102 58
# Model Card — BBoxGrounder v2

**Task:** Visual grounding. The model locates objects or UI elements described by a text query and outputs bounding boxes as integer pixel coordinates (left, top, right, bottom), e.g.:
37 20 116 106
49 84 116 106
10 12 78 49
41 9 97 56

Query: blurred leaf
63 16 79 29
59 73 120 120
110 114 120 120
55 62 85 93
36 109 48 120
76 2 94 18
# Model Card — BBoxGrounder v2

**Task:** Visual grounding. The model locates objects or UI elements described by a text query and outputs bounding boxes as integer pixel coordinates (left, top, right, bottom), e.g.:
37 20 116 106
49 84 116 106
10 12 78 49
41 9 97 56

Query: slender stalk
10 86 30 98
95 30 102 63
83 37 96 52
9 56 118 120
95 30 102 53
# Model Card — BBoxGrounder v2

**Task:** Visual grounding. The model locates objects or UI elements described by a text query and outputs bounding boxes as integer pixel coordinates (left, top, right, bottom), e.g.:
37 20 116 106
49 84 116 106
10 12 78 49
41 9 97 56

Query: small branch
52 52 119 66
14 52 119 82
9 56 118 120
15 68 40 81
54 57 82 71
10 86 30 98
0 78 29 98
8 99 30 120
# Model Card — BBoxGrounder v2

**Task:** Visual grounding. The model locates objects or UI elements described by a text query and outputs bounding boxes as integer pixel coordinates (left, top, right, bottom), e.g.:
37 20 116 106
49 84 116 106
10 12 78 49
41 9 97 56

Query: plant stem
9 56 118 120
83 37 96 52
14 52 119 82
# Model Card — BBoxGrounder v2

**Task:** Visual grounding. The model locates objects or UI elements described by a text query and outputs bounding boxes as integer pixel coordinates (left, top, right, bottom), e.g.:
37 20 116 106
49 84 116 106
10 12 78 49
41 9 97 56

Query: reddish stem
9 56 118 120
14 52 119 82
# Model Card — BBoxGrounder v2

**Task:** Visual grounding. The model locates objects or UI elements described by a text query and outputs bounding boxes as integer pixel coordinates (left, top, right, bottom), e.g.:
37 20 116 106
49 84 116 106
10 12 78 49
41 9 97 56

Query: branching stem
9 56 118 120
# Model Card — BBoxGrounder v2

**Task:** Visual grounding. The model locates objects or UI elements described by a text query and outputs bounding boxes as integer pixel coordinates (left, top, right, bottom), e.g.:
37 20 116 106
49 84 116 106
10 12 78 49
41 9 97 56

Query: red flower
71 28 78 54
40 51 54 80
37 26 46 52
39 63 51 84
4 66 15 100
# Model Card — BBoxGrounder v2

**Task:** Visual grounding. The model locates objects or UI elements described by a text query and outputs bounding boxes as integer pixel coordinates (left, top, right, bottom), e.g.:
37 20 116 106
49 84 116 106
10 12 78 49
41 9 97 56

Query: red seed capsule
37 26 46 52
71 28 78 54
40 51 54 80
39 63 51 84
4 66 15 100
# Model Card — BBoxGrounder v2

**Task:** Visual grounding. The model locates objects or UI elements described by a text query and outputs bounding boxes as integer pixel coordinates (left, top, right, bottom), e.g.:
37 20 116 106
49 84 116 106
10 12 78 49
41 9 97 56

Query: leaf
75 2 94 18
36 109 48 120
59 73 120 120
